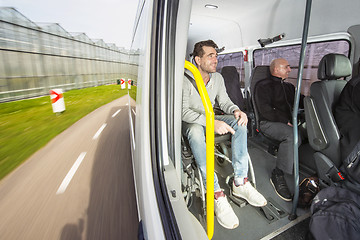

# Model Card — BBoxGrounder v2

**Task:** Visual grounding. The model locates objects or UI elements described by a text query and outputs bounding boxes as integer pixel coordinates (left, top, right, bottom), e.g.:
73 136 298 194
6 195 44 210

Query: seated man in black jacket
255 58 303 201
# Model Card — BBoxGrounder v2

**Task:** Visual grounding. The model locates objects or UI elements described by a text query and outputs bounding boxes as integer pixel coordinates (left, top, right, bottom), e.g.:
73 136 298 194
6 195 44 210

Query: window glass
253 40 350 96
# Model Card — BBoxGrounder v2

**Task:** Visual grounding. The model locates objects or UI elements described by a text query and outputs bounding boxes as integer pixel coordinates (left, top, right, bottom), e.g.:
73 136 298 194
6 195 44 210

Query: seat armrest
304 97 328 151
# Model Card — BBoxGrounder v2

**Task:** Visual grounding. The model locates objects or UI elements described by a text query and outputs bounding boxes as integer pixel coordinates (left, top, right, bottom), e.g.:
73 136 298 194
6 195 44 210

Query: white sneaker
214 191 239 229
232 181 267 207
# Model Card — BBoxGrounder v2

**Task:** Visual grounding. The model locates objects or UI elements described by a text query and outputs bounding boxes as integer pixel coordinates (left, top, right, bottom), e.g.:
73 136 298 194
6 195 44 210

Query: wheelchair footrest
228 191 247 208
226 175 248 208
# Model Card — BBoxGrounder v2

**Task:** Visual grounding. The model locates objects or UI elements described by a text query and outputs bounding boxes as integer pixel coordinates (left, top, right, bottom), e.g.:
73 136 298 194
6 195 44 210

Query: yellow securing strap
184 60 215 239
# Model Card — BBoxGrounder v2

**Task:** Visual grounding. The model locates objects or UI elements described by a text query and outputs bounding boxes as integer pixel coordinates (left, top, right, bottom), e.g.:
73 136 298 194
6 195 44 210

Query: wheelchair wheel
215 142 229 166
182 162 195 208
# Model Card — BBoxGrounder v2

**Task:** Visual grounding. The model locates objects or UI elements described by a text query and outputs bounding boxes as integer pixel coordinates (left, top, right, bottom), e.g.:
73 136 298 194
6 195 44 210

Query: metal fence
0 7 139 102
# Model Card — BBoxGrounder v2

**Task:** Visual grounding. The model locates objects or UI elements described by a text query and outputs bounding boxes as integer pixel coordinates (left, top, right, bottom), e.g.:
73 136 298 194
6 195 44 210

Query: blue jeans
182 115 249 192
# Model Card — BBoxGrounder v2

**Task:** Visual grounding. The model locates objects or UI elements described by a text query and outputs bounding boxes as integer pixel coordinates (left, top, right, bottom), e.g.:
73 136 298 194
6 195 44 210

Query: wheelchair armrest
214 133 231 143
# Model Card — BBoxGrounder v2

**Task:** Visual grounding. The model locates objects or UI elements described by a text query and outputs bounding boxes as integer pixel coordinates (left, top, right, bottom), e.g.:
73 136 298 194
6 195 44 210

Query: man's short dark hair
191 40 218 58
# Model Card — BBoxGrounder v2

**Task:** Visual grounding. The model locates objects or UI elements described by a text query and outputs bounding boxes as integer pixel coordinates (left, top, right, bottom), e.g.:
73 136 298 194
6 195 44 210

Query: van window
217 52 245 87
253 40 350 95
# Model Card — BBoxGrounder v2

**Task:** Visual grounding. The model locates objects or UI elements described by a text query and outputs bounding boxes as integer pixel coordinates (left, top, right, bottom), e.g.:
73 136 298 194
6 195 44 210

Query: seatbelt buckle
327 166 345 182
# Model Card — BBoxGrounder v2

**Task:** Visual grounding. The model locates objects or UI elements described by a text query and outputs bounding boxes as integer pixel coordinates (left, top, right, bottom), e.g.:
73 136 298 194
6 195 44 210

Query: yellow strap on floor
184 60 215 239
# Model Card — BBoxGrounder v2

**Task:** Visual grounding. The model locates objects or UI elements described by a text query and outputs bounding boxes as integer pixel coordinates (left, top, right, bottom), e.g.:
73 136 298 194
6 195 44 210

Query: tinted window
253 40 350 95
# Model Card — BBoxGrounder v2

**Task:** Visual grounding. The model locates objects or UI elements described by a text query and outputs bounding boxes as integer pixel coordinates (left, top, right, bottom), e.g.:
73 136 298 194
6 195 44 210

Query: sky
0 0 138 49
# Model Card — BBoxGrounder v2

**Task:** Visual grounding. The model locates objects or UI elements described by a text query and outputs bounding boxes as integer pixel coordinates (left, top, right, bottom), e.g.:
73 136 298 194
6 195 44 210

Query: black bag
298 176 320 208
309 186 360 240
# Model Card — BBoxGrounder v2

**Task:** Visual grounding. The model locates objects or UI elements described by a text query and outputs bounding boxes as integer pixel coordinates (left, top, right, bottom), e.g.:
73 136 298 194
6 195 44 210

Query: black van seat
250 66 280 155
304 53 352 185
221 66 246 111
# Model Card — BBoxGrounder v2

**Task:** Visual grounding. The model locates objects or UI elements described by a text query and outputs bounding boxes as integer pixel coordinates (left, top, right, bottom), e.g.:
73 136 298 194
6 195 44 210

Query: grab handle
184 60 215 239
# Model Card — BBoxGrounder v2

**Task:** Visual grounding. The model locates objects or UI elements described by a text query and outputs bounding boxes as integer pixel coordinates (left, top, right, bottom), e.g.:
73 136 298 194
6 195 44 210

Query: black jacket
335 75 360 160
255 75 302 124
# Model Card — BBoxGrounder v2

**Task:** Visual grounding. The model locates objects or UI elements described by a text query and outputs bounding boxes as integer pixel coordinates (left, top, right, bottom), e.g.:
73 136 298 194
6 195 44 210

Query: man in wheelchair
182 40 267 229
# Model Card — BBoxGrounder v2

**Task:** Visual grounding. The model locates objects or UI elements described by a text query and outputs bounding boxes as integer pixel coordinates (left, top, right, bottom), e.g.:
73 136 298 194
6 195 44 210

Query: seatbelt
184 71 223 115
184 71 200 95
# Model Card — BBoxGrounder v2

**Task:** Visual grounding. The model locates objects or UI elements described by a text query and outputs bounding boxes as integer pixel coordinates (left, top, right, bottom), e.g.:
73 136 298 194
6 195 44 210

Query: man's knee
235 124 246 132
232 123 247 137
284 128 302 145
185 123 205 142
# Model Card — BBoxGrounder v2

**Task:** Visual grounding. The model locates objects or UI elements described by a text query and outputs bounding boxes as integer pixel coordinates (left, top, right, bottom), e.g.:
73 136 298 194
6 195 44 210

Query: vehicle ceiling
187 0 360 54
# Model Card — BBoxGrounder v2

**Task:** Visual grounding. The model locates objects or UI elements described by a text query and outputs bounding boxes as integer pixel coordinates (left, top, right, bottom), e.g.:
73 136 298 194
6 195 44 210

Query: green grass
0 84 137 180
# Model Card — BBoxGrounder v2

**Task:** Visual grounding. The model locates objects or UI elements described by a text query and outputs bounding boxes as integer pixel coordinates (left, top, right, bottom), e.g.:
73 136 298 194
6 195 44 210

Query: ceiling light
205 4 218 9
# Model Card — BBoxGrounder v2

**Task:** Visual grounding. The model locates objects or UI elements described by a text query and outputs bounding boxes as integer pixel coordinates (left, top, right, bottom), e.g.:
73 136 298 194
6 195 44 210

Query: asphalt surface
0 95 139 240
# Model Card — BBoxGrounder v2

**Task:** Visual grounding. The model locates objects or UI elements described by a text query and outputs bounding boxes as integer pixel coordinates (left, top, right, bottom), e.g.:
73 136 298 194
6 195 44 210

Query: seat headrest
250 66 270 95
317 53 352 80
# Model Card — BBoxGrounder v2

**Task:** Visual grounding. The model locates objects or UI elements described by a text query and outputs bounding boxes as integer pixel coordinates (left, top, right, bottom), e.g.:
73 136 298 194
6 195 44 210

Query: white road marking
112 109 121 118
92 123 107 140
132 109 136 115
56 152 87 194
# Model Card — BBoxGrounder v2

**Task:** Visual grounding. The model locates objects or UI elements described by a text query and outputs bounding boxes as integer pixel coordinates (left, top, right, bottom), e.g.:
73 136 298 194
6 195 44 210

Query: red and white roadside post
128 79 132 89
121 78 126 89
50 89 65 113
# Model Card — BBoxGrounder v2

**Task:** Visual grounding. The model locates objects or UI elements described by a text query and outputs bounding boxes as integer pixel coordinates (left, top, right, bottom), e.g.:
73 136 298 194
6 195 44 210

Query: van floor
188 136 313 240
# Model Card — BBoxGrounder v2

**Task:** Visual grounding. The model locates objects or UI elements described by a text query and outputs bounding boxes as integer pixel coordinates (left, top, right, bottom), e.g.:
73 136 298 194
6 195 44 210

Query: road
0 95 139 240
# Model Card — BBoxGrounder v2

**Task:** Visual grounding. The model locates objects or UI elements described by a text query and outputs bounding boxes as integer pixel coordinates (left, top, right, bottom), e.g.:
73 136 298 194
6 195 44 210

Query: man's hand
214 120 235 135
234 109 248 126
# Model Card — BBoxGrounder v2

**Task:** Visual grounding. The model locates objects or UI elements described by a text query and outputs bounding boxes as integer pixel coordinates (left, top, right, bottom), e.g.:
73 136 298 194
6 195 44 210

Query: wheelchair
181 132 257 224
